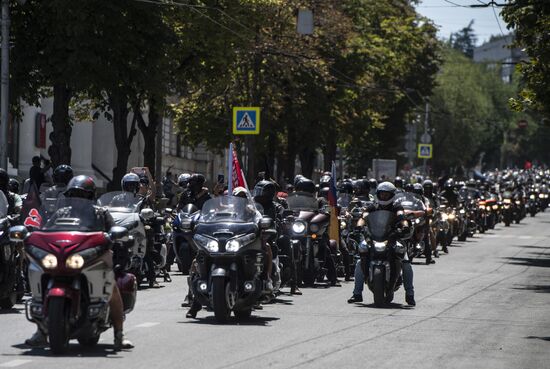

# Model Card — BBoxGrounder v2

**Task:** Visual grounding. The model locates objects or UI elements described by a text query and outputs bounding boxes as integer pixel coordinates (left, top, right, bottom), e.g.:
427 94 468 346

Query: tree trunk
137 97 162 179
323 132 337 172
284 121 297 181
299 147 316 179
108 91 136 191
48 84 72 167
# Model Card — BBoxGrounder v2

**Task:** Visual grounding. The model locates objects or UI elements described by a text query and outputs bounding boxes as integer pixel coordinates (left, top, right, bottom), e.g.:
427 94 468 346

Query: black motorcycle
172 204 200 274
360 210 407 307
0 193 23 309
184 196 274 323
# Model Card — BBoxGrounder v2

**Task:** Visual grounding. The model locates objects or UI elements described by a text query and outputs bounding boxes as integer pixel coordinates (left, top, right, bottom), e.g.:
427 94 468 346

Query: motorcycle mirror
109 226 129 243
140 208 155 220
9 225 28 242
260 216 273 230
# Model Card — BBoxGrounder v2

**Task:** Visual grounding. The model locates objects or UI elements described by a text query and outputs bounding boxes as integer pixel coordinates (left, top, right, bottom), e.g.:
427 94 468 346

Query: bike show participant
347 182 416 306
25 175 133 350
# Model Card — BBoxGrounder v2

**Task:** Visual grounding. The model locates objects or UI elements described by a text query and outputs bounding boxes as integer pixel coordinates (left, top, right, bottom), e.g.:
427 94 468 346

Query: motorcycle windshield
395 192 425 211
0 191 7 218
337 193 352 208
286 192 319 211
200 196 259 224
41 198 106 232
366 210 396 241
97 191 143 213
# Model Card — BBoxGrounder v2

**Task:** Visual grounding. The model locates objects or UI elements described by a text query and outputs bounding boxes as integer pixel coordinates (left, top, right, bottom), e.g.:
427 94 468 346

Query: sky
416 0 509 45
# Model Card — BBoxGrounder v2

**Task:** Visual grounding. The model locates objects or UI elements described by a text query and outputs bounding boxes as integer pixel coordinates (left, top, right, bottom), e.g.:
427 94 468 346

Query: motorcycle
360 210 407 307
171 204 200 274
0 193 24 309
10 197 136 354
98 191 152 286
184 196 274 322
285 192 331 287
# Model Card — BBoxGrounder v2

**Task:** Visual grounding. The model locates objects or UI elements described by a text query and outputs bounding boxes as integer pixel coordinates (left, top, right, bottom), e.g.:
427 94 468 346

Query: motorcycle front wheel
48 297 70 354
373 266 385 308
212 277 231 323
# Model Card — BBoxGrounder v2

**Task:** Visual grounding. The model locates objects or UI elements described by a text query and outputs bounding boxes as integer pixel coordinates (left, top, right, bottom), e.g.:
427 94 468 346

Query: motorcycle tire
234 308 252 320
504 220 510 227
78 334 100 347
530 211 536 217
373 266 385 308
458 231 467 242
48 297 70 354
0 293 16 309
212 277 231 323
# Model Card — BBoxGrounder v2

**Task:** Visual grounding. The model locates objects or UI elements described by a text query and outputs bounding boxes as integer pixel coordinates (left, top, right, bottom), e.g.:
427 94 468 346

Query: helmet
0 169 9 192
8 178 19 194
319 173 332 188
376 182 396 206
444 179 454 190
121 173 140 193
422 179 434 195
368 178 378 190
138 173 149 186
412 183 424 196
295 178 315 194
285 184 295 193
232 186 249 198
394 176 403 189
65 175 96 200
338 180 354 195
467 179 476 188
253 180 276 203
53 164 74 186
178 173 191 188
404 183 414 192
352 179 368 196
188 173 205 193
293 175 305 186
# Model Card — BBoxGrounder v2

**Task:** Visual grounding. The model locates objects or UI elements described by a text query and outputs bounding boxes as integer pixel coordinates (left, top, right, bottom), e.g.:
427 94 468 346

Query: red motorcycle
10 197 136 354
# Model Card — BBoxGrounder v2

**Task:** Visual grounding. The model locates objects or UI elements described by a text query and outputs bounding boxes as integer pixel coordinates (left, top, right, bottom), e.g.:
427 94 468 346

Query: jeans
352 255 414 296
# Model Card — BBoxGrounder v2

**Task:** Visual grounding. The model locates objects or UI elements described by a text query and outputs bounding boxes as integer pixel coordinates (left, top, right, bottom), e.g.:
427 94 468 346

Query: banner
328 161 340 248
228 142 245 194
22 183 42 229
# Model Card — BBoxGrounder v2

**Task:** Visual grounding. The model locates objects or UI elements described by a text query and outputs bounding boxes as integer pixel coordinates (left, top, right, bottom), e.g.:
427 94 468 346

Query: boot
186 301 202 318
406 294 416 306
25 329 47 347
347 294 363 303
114 330 134 351
290 286 302 295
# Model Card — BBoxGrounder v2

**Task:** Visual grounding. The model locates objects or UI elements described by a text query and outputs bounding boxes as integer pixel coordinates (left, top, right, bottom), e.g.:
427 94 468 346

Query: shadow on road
0 306 24 315
504 255 550 268
526 336 550 342
512 284 550 293
179 315 280 327
10 343 124 358
354 302 413 310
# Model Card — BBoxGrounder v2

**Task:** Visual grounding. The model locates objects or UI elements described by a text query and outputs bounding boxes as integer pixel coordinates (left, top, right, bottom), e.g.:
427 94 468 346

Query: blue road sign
233 107 260 135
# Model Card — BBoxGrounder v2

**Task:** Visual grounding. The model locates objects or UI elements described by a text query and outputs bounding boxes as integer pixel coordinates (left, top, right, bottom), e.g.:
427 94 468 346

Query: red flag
231 144 245 189
21 183 42 229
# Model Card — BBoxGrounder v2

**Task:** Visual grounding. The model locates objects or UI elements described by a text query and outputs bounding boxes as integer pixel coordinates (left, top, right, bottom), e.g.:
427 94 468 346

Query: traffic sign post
233 107 260 135
418 144 433 159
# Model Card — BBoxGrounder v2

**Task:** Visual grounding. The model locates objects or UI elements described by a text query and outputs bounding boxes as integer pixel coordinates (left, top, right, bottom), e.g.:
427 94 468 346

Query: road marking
518 235 533 239
134 322 159 328
0 360 33 368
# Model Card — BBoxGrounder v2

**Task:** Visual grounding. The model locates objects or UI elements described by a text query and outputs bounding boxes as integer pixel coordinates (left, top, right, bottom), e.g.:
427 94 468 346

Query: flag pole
227 142 233 194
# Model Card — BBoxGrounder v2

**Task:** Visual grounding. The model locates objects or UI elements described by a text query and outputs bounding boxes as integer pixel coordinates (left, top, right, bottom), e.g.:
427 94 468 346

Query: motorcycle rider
412 183 435 264
347 182 416 306
176 173 211 211
8 178 20 195
394 177 405 193
441 179 460 209
25 175 133 350
423 179 445 254
0 169 22 216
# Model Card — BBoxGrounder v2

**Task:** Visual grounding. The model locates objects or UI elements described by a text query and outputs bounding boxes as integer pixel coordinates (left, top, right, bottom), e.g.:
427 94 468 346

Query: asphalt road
1 212 550 369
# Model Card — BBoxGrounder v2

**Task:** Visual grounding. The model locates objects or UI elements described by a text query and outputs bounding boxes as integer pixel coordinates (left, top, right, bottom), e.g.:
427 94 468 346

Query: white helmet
376 181 397 206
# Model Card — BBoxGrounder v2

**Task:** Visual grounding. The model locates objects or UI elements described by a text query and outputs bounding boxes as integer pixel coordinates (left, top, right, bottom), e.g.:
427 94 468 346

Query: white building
7 98 228 190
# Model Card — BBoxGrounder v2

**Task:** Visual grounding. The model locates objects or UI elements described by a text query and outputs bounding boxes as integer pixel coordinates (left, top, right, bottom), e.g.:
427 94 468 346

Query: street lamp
0 0 26 170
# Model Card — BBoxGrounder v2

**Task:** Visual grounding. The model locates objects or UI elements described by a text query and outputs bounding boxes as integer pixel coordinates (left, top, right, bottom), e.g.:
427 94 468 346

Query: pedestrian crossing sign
418 144 433 159
233 107 260 135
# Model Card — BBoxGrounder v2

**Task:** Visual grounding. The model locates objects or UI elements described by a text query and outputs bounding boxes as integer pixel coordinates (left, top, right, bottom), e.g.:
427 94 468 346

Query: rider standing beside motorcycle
25 176 133 350
347 182 416 306
0 169 22 216
41 165 74 200
412 183 435 265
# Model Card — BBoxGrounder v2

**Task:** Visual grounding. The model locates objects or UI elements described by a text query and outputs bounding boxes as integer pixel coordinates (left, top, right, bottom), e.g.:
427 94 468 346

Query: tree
502 0 550 119
450 20 477 59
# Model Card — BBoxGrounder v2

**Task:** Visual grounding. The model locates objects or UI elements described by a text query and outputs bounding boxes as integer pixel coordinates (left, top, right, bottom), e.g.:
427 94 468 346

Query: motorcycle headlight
530 195 535 200
374 241 388 252
441 213 448 221
194 234 219 252
206 240 219 252
226 239 241 252
415 218 420 224
65 254 85 269
503 199 511 204
459 209 465 214
515 200 521 205
291 221 306 235
539 194 545 199
42 254 58 269
492 205 498 210
486 206 491 211
340 221 347 230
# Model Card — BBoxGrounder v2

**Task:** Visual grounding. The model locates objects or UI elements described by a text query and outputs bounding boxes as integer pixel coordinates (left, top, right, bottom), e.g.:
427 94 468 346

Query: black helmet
65 175 96 200
178 173 191 188
376 182 396 206
444 179 454 190
412 183 424 196
319 173 332 188
394 176 403 189
422 179 434 195
352 179 368 196
188 173 205 193
338 180 354 195
138 173 149 186
53 164 74 186
121 173 140 193
8 178 20 194
295 178 315 194
253 180 276 205
294 175 305 187
0 169 9 192
368 178 378 189
404 183 414 192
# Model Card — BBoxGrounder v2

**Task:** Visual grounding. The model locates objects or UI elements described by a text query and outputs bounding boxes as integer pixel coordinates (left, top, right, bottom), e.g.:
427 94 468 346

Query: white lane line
0 360 33 368
518 235 534 239
134 322 160 328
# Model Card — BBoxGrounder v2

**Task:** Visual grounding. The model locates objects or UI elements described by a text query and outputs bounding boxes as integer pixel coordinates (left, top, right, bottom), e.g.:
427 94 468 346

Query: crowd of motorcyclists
0 163 548 354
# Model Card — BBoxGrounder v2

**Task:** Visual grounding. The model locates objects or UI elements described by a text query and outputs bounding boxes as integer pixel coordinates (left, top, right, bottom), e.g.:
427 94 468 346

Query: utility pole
0 0 10 170
423 102 429 176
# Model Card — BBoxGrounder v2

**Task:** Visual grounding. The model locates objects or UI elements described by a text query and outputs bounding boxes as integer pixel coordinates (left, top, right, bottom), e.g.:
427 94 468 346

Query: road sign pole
423 103 429 176
0 0 10 170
